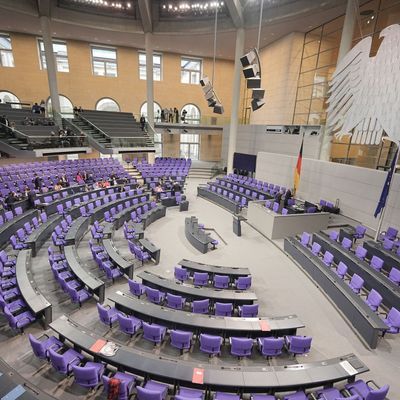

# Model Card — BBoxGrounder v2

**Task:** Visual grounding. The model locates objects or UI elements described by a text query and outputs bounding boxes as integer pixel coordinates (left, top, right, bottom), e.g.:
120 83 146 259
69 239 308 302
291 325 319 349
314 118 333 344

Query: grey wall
221 125 323 164
255 152 400 231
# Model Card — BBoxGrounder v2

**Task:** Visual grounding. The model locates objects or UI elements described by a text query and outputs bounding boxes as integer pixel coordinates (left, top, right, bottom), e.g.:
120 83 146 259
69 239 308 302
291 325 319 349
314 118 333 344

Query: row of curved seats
197 185 241 214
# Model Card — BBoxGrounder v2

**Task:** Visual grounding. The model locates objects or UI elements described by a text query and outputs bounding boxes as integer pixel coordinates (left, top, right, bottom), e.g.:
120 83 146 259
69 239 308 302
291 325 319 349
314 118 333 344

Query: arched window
181 103 200 124
96 97 120 112
47 94 74 115
140 101 162 121
0 91 21 109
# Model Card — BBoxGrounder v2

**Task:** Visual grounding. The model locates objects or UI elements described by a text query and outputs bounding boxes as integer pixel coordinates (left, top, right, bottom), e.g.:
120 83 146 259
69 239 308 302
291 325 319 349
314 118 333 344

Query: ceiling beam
138 0 152 33
36 0 51 17
226 0 244 29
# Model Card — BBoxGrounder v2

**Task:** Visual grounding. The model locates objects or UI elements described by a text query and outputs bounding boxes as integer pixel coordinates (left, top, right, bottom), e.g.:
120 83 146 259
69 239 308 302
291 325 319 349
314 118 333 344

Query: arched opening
0 91 21 109
140 101 162 121
96 97 120 112
46 94 74 115
181 103 201 124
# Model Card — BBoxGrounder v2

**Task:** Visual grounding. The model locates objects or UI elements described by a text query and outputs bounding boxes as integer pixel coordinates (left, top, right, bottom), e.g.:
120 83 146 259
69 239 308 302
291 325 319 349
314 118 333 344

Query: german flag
294 135 304 195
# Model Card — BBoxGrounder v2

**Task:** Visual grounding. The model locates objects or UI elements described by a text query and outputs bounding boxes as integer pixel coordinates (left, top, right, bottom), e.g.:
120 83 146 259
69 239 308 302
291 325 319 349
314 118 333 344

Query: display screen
233 152 257 173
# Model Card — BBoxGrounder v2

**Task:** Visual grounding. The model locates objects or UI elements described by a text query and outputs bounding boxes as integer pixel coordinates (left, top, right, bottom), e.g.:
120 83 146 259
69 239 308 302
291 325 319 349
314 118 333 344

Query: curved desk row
109 290 303 338
208 182 254 203
0 209 38 249
364 240 400 271
178 259 250 279
50 315 368 393
138 270 257 305
284 237 387 349
16 249 52 328
64 245 105 303
185 216 214 254
314 233 400 309
197 186 240 214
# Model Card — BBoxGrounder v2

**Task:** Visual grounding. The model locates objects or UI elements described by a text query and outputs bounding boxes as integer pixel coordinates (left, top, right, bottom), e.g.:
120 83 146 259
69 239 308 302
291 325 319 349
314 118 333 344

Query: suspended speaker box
243 64 259 79
251 98 265 111
240 50 257 67
213 103 224 114
200 77 210 87
247 77 261 89
252 89 265 100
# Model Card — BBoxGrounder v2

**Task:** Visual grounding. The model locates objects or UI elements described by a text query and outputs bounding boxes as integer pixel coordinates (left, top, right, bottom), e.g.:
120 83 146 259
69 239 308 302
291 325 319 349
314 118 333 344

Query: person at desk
54 181 63 191
274 190 282 204
284 188 293 207
60 174 69 187
5 191 18 211
171 181 181 196
24 187 36 208
33 173 42 191
154 183 163 201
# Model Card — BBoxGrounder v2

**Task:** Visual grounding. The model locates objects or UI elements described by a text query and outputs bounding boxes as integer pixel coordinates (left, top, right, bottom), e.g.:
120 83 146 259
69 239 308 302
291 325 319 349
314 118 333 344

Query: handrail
0 121 30 139
76 113 112 139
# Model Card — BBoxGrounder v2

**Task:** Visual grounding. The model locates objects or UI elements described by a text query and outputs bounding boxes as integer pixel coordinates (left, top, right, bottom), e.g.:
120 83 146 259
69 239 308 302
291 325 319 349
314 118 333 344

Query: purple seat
230 337 253 358
192 299 209 314
257 337 284 357
323 251 334 266
311 242 321 256
170 329 193 353
235 276 251 290
28 333 63 360
3 306 35 331
14 206 23 215
103 372 136 400
137 380 168 400
383 238 394 251
215 393 240 400
142 322 167 345
97 302 119 328
67 285 92 307
335 261 348 279
174 266 189 282
117 313 142 337
128 279 146 298
193 272 209 286
72 361 105 389
349 273 364 294
379 226 398 241
355 245 367 260
284 335 312 355
345 379 389 400
388 268 400 285
282 391 307 400
176 387 204 400
238 304 259 317
315 388 356 400
215 302 233 316
365 289 383 312
281 208 288 215
329 231 339 241
382 307 400 334
213 275 229 289
250 395 276 400
166 293 186 309
145 287 165 304
370 256 384 272
341 237 352 250
48 347 84 375
353 225 367 240
199 333 223 356
10 235 27 250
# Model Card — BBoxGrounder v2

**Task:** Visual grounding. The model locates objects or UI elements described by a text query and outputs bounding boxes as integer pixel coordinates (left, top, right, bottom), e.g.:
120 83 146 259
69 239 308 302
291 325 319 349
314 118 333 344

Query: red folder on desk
90 339 107 353
192 368 204 384
259 320 271 331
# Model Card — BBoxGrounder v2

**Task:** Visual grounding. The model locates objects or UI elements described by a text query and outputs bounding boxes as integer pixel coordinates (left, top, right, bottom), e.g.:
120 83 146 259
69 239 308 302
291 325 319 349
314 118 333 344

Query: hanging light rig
240 0 265 111
200 3 224 114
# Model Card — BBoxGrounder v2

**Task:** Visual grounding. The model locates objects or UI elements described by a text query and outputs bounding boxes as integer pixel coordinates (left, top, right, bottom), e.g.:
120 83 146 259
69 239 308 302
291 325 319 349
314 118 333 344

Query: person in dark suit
25 187 36 208
284 188 293 207
5 191 17 210
33 173 42 191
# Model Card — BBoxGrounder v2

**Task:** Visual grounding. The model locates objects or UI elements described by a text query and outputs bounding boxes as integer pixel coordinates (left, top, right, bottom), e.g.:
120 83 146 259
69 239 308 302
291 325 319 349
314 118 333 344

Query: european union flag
374 149 398 218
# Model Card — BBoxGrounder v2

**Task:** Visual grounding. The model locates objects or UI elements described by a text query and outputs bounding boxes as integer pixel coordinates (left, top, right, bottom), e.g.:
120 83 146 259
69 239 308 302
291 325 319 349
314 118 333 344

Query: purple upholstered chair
353 225 367 241
272 202 279 213
235 276 251 290
379 226 398 241
238 304 259 317
97 303 119 328
142 322 167 345
365 289 383 312
257 337 284 357
174 266 189 282
349 273 364 294
355 245 367 260
282 392 307 400
383 238 394 251
215 302 233 316
382 307 400 335
284 335 312 356
250 395 276 400
137 381 168 400
193 272 209 286
29 333 63 360
176 387 204 400
103 372 136 400
166 293 186 309
72 361 105 389
370 256 384 272
341 237 352 250
48 347 84 375
170 329 193 353
323 251 334 267
315 388 357 400
145 287 165 304
345 380 389 400
389 268 400 285
199 333 223 356
192 299 209 314
335 261 348 279
214 393 240 400
128 279 146 298
3 306 35 332
117 313 142 337
329 231 339 241
213 275 229 289
230 337 253 358
311 242 321 256
300 232 311 247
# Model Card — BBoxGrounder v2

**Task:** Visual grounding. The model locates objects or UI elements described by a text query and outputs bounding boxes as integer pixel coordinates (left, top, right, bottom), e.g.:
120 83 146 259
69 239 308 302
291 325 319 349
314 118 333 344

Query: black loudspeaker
251 98 265 111
243 64 259 79
207 98 217 107
247 77 261 89
213 103 224 114
200 76 210 87
252 89 265 100
240 50 256 67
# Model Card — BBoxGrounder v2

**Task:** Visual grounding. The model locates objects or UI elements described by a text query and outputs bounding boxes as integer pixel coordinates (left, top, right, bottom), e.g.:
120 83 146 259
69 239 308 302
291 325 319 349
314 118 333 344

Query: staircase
187 161 216 180
0 131 33 156
123 161 144 184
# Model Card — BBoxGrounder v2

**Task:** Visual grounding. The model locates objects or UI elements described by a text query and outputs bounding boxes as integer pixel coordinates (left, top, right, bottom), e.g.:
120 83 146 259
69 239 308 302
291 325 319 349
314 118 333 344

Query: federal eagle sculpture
327 24 400 145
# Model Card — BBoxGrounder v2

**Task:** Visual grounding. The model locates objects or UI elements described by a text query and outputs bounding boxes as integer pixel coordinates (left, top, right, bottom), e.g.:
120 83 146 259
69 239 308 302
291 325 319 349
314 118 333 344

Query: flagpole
374 141 400 241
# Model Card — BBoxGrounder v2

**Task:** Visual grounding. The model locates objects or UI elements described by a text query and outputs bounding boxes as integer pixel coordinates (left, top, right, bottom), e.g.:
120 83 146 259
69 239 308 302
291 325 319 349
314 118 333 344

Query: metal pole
145 32 154 129
212 6 218 86
374 142 400 241
256 0 264 51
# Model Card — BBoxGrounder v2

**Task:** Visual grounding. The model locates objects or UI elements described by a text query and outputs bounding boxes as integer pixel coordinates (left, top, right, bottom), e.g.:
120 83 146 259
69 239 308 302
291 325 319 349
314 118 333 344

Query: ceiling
0 0 351 59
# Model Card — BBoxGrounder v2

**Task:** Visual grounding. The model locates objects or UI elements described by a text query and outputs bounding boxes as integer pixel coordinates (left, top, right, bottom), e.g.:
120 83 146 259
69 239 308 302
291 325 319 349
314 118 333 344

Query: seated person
54 181 63 191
